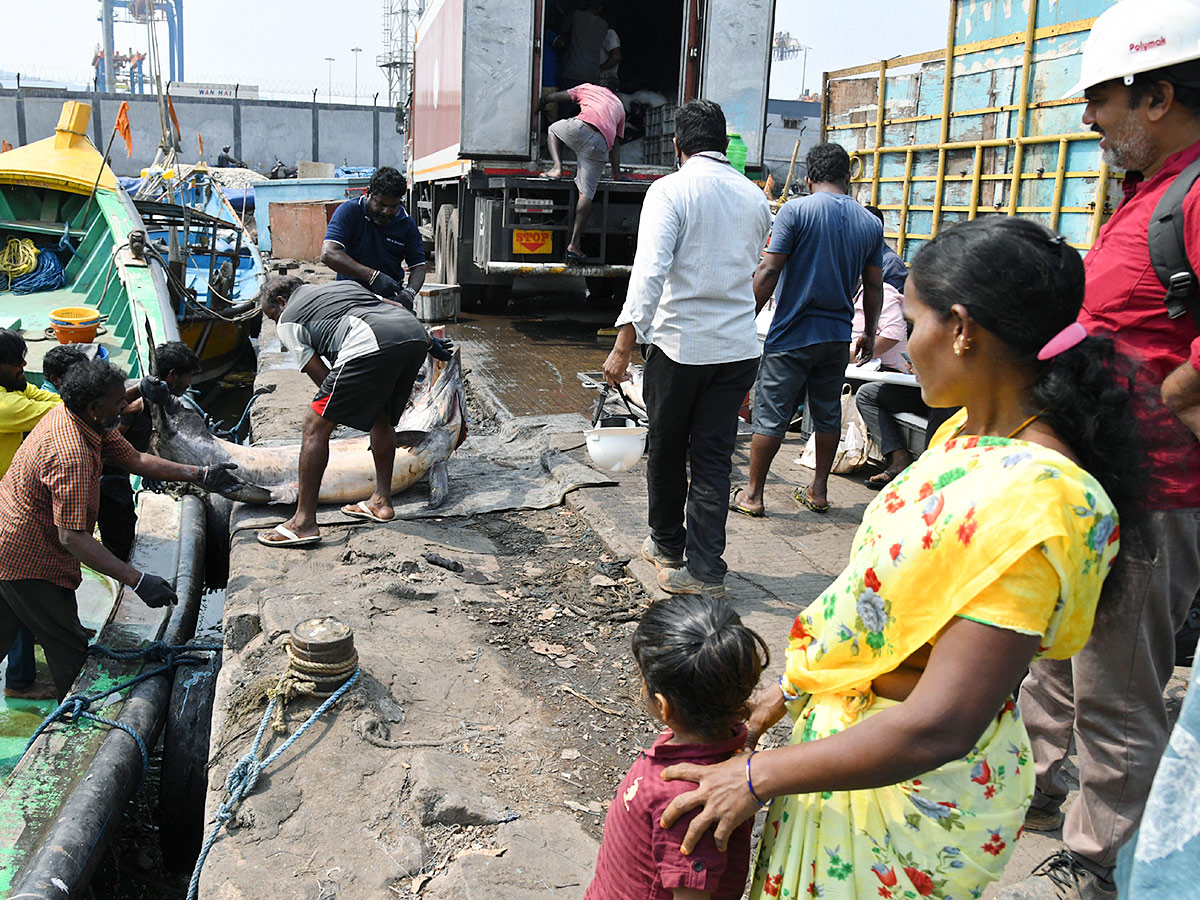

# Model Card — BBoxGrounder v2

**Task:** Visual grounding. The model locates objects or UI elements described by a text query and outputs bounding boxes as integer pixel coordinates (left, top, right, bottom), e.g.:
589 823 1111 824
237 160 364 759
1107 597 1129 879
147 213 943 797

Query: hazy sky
0 0 951 103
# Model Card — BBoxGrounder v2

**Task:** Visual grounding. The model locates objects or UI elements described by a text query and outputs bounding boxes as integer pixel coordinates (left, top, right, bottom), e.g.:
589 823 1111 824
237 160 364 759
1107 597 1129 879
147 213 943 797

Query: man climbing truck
407 0 775 308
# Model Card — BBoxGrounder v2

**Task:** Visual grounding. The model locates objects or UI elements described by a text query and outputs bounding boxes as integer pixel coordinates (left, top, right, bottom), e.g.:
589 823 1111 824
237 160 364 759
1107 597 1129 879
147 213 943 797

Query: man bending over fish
256 276 453 548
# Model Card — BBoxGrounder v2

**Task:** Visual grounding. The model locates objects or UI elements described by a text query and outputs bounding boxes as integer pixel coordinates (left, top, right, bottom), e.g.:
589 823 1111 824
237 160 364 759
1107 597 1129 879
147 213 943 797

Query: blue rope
10 247 65 294
4 224 76 295
187 668 359 900
19 641 223 777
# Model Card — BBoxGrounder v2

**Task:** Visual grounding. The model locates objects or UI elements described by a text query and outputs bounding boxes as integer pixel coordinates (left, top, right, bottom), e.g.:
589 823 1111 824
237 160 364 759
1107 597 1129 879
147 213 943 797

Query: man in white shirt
602 99 771 597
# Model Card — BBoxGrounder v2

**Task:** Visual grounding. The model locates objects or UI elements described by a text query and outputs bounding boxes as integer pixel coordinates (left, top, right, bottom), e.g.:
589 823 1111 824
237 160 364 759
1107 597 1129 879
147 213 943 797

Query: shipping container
408 0 776 305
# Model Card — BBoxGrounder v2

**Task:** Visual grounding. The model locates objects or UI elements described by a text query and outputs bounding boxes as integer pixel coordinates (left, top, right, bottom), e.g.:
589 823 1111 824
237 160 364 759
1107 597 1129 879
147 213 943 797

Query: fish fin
428 460 449 509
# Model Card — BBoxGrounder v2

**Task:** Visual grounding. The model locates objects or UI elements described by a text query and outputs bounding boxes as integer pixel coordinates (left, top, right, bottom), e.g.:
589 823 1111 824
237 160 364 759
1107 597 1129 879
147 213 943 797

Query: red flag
167 93 182 146
114 101 133 157
197 130 204 157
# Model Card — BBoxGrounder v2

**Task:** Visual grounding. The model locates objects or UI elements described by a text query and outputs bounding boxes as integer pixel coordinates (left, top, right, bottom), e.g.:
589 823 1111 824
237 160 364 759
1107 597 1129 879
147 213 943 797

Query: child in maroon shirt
584 594 769 900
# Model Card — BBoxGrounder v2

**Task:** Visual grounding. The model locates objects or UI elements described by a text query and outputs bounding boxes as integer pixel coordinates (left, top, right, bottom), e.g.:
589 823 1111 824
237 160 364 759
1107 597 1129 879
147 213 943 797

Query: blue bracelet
746 750 768 808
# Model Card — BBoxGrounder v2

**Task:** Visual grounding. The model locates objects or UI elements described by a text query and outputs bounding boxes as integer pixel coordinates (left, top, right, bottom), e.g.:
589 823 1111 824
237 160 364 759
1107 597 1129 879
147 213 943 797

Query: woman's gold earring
954 345 964 357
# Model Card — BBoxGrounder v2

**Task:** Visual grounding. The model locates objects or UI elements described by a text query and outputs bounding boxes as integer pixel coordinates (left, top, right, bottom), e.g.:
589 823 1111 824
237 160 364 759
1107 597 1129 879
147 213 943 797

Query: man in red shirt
540 71 625 261
1001 4 1200 898
0 358 243 699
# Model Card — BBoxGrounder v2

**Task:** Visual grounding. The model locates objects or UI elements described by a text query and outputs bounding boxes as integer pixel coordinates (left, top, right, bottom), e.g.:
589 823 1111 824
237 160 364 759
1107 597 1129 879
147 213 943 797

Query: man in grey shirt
602 99 771 597
255 278 451 548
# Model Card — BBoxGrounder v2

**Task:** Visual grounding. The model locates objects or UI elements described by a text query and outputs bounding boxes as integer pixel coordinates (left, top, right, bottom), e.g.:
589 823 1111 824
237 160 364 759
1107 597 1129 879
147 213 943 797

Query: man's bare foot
5 682 56 700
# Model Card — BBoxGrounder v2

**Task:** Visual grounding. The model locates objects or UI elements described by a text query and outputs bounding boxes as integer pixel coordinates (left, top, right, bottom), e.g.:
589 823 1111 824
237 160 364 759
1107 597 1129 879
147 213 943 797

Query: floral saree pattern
751 413 1120 900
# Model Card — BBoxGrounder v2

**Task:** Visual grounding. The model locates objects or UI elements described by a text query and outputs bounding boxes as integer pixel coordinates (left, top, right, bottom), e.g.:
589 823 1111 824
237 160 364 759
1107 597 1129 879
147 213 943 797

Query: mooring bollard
287 616 358 696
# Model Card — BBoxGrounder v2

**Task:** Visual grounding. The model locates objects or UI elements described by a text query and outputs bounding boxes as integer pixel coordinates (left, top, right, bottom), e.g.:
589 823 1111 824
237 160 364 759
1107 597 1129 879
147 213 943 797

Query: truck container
408 0 775 306
822 0 1119 260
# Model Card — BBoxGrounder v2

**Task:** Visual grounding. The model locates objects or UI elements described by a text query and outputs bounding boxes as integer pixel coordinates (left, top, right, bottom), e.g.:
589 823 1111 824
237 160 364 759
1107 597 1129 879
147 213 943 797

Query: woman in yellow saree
657 217 1144 900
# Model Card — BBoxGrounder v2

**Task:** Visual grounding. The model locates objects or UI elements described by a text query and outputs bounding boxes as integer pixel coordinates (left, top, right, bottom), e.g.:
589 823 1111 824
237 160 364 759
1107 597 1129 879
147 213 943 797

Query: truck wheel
433 204 454 284
158 651 221 871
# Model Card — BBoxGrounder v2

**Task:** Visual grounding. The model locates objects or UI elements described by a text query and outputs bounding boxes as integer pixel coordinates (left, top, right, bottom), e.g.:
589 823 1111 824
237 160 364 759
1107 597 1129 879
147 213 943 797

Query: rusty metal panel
824 0 1119 256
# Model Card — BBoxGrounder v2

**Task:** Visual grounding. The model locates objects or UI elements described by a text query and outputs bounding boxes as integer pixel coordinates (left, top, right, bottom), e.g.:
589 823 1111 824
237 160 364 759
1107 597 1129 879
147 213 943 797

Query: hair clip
1047 234 1066 247
1037 322 1087 360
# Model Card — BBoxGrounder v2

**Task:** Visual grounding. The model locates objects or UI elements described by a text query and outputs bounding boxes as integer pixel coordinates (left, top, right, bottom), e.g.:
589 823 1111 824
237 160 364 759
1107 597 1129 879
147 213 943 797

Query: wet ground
444 283 619 419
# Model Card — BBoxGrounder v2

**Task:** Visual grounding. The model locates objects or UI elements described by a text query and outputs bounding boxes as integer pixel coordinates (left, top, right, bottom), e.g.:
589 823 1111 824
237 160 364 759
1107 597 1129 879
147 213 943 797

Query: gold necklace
952 413 1042 440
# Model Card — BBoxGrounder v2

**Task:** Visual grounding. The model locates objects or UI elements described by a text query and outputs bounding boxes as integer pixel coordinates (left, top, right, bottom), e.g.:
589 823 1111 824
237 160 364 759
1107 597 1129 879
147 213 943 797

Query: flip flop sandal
865 471 896 490
566 250 587 262
257 523 321 548
794 486 830 514
728 487 765 518
538 172 572 180
341 500 395 524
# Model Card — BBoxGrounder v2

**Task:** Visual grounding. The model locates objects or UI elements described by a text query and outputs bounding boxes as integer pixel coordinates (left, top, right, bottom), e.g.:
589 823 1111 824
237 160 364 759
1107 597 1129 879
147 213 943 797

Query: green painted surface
0 184 176 381
0 569 118 778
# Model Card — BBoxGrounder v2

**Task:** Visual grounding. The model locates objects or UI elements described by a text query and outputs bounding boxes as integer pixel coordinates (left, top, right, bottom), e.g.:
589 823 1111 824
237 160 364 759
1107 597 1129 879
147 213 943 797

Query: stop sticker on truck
513 230 552 254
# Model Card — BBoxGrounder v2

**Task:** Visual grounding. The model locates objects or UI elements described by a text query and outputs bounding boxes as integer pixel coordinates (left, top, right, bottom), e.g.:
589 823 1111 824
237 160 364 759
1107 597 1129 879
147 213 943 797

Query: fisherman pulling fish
0 358 247 701
254 276 456 548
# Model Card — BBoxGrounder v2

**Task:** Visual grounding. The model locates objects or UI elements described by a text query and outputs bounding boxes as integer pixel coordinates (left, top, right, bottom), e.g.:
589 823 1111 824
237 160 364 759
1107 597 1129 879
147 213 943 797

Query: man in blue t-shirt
321 166 426 311
730 143 883 518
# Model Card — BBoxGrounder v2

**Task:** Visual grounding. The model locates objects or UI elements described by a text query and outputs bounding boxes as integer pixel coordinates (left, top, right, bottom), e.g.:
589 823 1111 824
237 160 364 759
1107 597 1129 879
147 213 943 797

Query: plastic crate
643 104 677 138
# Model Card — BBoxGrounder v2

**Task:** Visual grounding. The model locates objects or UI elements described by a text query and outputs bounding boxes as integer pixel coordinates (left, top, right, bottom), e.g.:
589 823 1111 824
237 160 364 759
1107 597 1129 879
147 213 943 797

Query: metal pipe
1090 159 1111 245
856 131 1097 156
930 0 958 237
825 96 1086 133
479 262 633 277
898 149 915 258
968 145 984 219
871 59 888 208
1050 138 1070 231
1007 0 1039 216
100 0 116 93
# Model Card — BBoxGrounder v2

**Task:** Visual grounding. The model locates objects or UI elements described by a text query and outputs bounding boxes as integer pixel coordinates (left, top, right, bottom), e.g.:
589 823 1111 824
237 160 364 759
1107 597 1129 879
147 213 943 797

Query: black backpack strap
1149 154 1200 329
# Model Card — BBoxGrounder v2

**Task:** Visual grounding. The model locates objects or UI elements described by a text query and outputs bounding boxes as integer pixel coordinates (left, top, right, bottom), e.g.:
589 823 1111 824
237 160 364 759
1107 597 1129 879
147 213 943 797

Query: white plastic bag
798 385 871 474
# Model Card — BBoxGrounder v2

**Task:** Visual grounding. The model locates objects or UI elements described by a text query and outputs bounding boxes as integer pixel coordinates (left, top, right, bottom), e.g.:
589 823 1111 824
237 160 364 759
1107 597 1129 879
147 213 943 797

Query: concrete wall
763 112 820 184
0 87 398 176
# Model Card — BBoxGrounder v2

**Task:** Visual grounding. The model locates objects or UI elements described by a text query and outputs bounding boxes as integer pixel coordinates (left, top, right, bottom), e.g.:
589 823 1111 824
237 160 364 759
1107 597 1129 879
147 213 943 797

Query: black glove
139 376 171 404
369 270 402 299
134 572 178 608
397 287 417 311
429 337 455 361
198 462 243 493
138 376 183 414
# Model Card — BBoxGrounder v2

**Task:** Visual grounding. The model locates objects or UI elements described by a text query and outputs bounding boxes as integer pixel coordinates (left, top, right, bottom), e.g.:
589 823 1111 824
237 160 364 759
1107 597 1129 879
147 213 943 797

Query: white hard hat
584 423 647 472
1063 0 1200 99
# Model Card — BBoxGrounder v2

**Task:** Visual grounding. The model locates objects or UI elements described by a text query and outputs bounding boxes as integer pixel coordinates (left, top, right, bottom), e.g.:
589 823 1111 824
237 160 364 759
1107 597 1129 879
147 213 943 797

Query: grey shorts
752 341 850 438
549 117 609 198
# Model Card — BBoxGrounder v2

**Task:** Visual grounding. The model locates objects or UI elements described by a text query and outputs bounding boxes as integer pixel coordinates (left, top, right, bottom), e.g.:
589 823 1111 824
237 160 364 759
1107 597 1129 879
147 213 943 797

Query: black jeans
0 579 88 701
642 345 758 584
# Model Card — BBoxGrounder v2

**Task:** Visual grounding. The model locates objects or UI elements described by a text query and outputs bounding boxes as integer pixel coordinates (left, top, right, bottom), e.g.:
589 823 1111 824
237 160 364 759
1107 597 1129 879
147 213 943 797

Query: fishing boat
0 100 210 899
133 164 265 384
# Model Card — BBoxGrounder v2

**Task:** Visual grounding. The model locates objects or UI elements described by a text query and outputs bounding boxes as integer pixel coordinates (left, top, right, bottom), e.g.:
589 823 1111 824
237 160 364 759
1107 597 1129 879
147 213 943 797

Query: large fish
152 351 465 507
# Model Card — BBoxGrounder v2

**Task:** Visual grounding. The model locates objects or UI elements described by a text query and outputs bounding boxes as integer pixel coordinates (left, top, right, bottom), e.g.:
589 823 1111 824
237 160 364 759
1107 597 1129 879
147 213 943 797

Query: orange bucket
49 307 101 344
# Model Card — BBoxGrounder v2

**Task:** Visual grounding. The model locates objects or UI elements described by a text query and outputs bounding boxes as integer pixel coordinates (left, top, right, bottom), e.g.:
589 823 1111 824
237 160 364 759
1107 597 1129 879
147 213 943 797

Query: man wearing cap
998 3 1200 897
